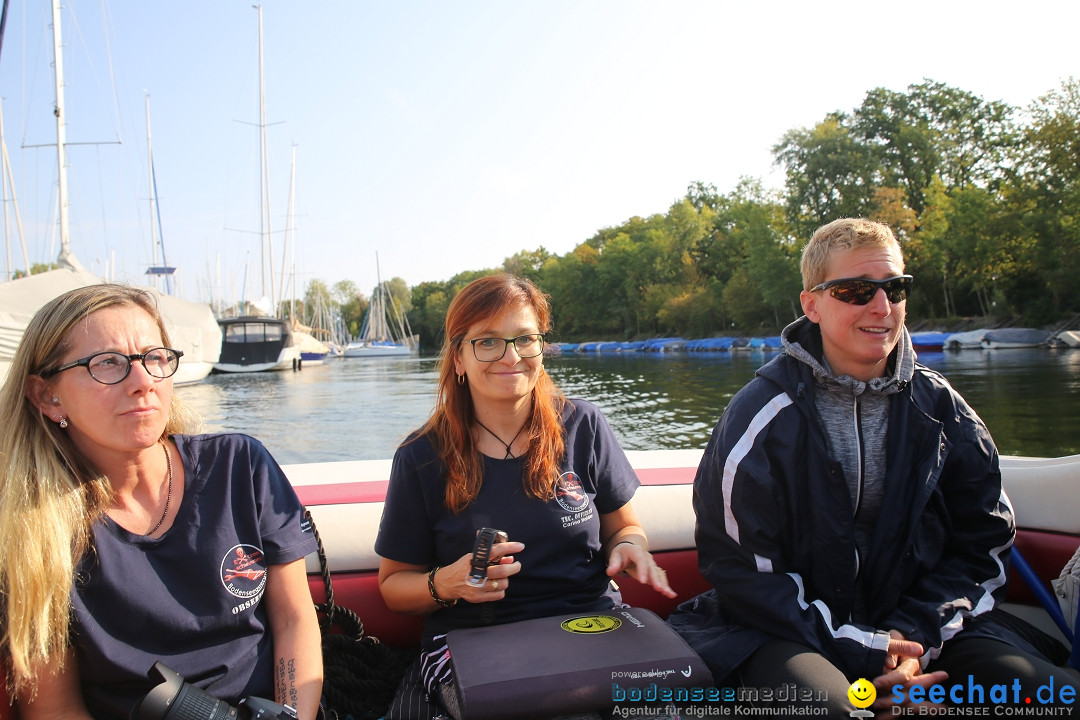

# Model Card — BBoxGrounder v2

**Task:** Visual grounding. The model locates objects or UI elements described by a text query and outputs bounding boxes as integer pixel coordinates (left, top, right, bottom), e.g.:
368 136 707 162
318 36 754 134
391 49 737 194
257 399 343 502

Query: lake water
176 348 1080 464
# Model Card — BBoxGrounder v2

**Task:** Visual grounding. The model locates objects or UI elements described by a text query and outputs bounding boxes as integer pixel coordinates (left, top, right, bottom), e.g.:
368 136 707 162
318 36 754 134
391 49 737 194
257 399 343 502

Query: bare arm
599 502 676 598
264 558 323 720
18 649 93 720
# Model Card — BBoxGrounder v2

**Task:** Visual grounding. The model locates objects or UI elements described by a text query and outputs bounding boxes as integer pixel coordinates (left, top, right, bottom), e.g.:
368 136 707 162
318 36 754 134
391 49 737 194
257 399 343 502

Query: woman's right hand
434 541 524 604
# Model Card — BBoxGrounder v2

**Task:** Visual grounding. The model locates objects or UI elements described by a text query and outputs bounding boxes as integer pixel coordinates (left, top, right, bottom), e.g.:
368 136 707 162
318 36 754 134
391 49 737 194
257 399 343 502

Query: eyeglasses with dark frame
45 347 184 385
810 275 913 306
466 334 545 362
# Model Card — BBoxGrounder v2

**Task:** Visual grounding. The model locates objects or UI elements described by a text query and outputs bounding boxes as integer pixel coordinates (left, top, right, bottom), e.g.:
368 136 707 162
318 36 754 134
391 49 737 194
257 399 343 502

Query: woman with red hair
376 273 674 719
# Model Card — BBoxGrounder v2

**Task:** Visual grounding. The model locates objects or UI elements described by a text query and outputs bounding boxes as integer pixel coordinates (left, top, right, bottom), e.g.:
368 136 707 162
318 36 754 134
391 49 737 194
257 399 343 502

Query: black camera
130 662 298 720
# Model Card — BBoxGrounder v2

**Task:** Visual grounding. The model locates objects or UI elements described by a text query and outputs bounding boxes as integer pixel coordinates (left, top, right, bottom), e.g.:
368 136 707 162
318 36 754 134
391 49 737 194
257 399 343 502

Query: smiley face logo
847 678 876 709
560 615 621 634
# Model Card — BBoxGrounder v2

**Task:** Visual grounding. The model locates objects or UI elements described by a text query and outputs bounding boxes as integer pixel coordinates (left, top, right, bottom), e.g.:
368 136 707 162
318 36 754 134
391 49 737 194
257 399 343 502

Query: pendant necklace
146 440 174 536
475 419 528 459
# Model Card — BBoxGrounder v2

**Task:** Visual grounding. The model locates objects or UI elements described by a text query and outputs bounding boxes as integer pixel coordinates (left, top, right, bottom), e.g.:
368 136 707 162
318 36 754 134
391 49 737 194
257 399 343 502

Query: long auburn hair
419 274 566 513
0 284 196 694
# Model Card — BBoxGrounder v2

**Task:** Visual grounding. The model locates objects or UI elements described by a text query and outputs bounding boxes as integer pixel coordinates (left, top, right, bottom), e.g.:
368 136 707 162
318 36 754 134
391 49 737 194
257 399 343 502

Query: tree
502 247 552 284
852 80 1017 215
1010 77 1080 316
774 113 879 239
333 280 367 339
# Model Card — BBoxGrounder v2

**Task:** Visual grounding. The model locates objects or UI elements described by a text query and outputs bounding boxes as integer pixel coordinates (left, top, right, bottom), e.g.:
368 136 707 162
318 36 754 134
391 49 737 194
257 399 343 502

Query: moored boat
910 331 952 351
344 256 418 359
214 316 299 373
982 328 1051 349
944 328 990 350
293 329 331 365
282 449 1079 651
343 340 412 358
0 449 1075 715
1051 330 1080 348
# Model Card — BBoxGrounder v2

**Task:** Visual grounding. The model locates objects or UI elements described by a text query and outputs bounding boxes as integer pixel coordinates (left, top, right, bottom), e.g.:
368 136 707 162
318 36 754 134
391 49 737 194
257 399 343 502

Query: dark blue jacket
669 321 1015 681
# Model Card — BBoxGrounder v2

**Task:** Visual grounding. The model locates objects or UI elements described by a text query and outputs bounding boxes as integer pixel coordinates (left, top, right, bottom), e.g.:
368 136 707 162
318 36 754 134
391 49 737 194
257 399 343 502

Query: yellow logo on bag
560 615 622 634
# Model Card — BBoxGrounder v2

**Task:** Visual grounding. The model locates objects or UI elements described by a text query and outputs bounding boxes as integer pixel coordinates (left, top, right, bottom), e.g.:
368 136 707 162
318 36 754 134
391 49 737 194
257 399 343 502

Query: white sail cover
0 268 220 385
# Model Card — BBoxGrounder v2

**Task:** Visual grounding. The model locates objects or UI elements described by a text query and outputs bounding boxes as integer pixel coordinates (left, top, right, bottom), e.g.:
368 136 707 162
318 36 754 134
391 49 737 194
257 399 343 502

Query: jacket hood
777 315 915 396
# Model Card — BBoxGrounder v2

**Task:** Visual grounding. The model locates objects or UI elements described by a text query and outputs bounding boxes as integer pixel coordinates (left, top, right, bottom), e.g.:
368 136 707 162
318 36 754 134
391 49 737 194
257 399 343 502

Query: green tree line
310 77 1080 349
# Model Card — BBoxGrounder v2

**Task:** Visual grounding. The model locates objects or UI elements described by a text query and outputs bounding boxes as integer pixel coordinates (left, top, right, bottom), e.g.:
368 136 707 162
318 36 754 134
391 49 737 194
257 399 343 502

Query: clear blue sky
1 1 1077 309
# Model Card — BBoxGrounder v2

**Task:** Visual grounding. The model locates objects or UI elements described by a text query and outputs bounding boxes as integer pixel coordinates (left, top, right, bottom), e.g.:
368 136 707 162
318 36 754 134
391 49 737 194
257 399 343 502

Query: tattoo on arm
275 657 299 708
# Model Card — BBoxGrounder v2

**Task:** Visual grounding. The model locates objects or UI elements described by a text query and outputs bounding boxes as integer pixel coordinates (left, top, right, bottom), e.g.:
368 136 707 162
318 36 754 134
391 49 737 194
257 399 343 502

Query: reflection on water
176 348 1079 464
177 357 438 464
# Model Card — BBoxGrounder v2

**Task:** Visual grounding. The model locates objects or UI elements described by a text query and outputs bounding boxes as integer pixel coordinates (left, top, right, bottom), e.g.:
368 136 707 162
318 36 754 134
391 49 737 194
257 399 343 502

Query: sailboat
142 96 220 385
343 255 418 358
0 0 220 387
282 146 330 366
213 5 299 374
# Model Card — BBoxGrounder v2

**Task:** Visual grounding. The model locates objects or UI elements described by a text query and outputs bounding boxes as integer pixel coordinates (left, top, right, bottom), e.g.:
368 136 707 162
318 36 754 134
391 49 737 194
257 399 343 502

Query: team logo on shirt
220 544 267 599
555 472 590 513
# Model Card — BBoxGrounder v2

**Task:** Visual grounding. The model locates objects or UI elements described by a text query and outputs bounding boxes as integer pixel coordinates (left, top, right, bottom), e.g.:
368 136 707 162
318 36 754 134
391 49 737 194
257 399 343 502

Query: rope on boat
306 508 415 720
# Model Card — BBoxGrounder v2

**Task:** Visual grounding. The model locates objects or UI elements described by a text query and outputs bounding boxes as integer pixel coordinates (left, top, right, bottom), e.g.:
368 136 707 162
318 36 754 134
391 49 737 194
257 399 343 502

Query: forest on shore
303 78 1080 347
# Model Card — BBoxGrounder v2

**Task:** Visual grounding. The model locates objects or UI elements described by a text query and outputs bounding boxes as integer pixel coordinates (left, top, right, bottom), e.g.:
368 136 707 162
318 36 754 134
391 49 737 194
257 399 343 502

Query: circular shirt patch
220 544 267 599
560 615 622 634
555 471 590 513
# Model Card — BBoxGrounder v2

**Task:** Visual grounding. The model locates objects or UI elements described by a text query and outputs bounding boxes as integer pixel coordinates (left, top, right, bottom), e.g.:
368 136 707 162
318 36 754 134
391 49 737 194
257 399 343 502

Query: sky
0 0 1078 309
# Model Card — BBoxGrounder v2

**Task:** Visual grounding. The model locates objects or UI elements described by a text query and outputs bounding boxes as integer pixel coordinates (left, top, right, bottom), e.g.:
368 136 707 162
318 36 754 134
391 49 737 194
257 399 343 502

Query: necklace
474 419 528 459
146 441 173 536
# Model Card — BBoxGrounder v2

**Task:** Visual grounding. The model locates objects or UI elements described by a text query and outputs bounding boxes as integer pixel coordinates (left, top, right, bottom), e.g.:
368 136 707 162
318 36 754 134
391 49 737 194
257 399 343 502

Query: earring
52 396 60 404
59 418 69 429
457 374 465 386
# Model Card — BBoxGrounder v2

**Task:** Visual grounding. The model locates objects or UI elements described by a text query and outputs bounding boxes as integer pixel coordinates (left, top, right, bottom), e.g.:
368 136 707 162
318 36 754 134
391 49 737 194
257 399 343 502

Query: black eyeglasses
46 347 184 385
810 275 913 306
466 334 545 362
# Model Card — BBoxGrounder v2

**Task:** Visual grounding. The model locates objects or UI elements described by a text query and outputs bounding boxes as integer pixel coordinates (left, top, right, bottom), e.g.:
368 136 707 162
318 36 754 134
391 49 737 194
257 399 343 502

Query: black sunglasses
810 275 913 306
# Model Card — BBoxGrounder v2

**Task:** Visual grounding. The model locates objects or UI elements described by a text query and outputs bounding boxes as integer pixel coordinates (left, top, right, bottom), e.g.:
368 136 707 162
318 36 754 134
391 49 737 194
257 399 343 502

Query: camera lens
162 683 238 720
131 662 238 720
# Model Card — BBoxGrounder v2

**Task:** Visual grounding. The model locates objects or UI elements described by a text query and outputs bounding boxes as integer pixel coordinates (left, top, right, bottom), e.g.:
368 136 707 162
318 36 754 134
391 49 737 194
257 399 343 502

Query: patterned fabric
384 658 448 720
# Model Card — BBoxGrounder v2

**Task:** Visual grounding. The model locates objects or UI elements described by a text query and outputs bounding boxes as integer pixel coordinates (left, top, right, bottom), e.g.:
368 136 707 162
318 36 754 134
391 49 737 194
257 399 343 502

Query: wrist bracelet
428 566 457 608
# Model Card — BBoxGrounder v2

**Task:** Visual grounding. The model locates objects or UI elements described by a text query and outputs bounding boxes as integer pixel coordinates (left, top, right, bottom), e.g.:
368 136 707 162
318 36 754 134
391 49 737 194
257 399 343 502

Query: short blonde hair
800 218 904 290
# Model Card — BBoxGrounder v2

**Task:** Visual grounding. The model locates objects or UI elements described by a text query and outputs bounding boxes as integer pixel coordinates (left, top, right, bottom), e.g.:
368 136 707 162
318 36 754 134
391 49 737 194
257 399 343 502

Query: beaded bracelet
427 566 457 608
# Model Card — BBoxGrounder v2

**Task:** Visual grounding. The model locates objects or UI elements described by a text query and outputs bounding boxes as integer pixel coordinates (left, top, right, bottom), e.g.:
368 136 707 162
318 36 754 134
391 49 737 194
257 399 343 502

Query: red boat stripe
293 467 695 507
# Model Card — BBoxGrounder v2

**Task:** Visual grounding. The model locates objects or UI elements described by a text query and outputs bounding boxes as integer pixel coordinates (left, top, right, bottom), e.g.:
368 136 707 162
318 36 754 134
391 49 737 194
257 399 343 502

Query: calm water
176 348 1080 465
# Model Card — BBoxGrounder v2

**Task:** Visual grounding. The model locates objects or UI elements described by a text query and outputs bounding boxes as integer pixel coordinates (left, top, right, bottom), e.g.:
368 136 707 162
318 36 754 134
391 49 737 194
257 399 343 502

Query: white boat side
1052 330 1080 348
284 450 1080 576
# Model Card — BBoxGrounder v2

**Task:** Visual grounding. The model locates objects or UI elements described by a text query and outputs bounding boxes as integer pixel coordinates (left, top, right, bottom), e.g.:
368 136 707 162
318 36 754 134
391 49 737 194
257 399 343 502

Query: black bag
444 607 710 720
306 509 415 720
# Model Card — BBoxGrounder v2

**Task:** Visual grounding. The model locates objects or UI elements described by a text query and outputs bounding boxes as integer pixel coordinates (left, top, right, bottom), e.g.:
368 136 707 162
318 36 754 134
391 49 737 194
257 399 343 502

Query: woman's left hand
606 541 677 598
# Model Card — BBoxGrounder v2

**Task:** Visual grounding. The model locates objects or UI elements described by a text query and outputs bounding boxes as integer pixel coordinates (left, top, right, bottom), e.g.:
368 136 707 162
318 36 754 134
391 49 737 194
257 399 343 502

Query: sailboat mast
283 145 296 321
145 95 158 274
50 0 75 269
1 100 30 280
255 4 276 313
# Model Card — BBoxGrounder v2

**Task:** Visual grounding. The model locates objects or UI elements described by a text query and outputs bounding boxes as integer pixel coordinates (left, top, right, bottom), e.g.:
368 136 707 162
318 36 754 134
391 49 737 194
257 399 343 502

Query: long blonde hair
0 284 195 693
420 274 566 513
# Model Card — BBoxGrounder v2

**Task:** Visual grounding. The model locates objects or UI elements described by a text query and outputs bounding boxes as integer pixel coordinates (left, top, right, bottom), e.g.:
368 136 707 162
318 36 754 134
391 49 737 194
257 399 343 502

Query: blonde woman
0 284 322 719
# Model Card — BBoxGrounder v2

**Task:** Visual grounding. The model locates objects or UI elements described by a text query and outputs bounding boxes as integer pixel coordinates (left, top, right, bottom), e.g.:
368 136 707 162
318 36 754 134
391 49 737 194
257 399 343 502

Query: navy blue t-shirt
374 399 640 639
71 433 317 719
